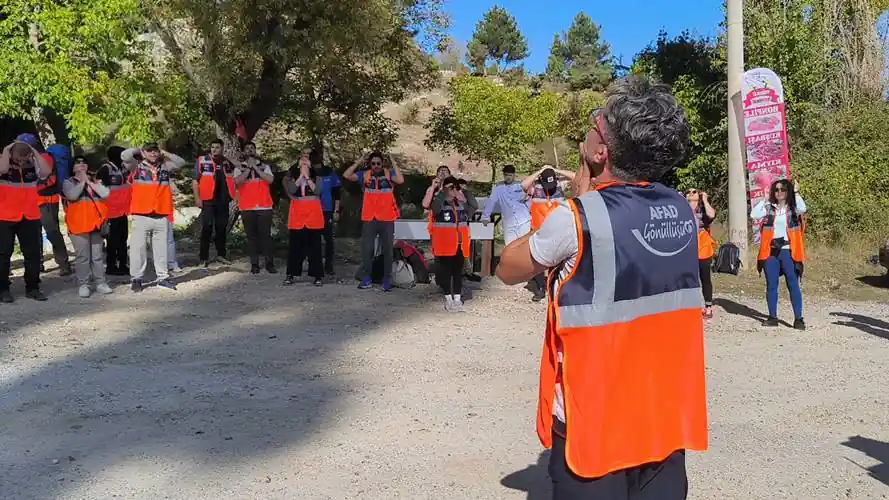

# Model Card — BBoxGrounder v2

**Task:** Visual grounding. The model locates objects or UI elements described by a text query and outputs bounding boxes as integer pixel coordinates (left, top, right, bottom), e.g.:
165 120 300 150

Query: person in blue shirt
309 147 341 275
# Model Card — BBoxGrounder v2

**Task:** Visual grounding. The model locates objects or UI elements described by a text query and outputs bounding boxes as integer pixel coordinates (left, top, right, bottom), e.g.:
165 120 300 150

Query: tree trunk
552 139 559 168
30 109 58 147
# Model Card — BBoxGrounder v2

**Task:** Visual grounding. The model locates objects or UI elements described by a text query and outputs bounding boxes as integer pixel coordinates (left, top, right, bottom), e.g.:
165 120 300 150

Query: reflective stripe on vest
361 171 399 222
429 200 470 257
197 155 236 201
757 209 806 263
129 162 174 216
0 169 41 222
288 195 324 230
538 184 708 479
37 174 61 205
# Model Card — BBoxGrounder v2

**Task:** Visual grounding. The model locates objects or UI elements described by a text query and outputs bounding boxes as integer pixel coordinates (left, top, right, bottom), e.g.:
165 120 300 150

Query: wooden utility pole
727 0 749 267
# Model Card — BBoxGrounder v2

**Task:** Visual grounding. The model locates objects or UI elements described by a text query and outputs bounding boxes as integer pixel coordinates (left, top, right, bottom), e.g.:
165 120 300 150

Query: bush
400 101 422 125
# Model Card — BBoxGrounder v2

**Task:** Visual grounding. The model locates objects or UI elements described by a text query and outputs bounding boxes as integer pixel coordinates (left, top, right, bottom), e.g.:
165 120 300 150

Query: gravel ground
0 262 888 499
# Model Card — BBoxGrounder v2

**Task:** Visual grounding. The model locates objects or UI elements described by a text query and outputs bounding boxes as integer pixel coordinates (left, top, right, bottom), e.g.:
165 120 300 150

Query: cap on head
142 142 160 152
502 164 516 174
539 167 557 191
73 155 88 164
442 176 460 189
15 133 39 147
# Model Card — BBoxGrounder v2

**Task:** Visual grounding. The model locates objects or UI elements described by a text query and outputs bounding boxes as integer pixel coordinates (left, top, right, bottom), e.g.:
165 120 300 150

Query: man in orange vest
233 141 277 274
193 139 238 267
496 76 708 499
343 151 404 291
522 165 575 302
0 141 53 302
121 143 187 292
16 133 72 276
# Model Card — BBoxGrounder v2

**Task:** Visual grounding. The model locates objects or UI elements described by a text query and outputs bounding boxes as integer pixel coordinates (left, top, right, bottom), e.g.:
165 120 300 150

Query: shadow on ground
714 298 793 327
501 450 551 500
829 312 889 341
842 436 889 487
855 275 889 289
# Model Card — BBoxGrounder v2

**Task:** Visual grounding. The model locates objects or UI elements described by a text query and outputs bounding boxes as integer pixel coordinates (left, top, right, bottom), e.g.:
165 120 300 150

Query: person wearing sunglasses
62 157 113 298
750 178 807 330
343 151 404 291
686 188 716 319
427 176 478 311
495 76 707 498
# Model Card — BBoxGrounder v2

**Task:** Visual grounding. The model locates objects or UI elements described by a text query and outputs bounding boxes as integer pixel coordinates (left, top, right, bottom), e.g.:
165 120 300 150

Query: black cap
539 167 558 191
442 176 461 188
502 164 516 174
72 156 88 164
142 142 159 152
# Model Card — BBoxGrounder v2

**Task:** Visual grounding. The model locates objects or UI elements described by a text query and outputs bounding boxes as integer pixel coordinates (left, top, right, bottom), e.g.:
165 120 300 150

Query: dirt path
1 263 888 499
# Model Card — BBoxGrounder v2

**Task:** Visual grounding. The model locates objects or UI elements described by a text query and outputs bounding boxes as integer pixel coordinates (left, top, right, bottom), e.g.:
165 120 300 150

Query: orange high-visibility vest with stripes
65 184 108 235
0 165 41 222
237 166 274 211
757 206 806 264
287 178 324 230
537 182 708 479
103 162 132 219
428 198 470 257
37 153 60 205
361 170 399 222
129 161 174 217
196 155 236 202
530 185 565 231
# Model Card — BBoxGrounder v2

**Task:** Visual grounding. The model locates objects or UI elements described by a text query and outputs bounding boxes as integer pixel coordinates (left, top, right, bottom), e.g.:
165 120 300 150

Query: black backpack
712 243 742 275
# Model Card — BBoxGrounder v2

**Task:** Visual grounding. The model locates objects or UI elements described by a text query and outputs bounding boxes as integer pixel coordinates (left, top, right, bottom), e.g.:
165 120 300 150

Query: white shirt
750 195 807 247
482 182 531 228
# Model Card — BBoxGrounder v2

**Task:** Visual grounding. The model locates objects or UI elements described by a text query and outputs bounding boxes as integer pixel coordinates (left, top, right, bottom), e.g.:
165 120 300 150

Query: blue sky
446 0 725 73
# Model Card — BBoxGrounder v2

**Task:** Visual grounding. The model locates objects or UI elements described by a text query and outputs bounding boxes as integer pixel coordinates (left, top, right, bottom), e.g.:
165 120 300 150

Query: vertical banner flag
742 68 790 242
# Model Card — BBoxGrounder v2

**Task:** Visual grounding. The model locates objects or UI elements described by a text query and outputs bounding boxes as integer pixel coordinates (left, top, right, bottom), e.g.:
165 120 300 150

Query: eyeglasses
370 161 382 166
686 189 698 195
588 107 606 142
774 187 787 193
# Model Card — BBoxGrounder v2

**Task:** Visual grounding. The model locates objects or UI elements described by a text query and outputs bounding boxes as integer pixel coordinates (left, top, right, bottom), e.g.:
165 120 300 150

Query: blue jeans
764 249 803 319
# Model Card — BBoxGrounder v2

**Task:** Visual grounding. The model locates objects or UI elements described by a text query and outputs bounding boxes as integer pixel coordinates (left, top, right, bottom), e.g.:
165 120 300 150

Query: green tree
546 12 613 91
0 0 175 145
466 6 529 74
425 76 561 182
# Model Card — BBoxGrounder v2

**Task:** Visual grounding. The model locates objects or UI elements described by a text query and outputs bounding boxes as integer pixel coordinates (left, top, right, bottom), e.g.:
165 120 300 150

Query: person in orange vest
426 176 477 312
496 76 708 498
343 151 404 291
685 188 717 319
0 141 53 302
62 156 113 298
751 178 807 330
16 133 73 276
282 155 324 286
234 141 277 274
95 146 131 276
121 143 187 292
192 139 238 267
522 165 575 302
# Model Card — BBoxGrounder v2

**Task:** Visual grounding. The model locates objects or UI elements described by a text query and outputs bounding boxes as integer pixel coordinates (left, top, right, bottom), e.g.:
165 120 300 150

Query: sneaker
283 276 294 286
78 285 91 298
200 260 210 268
131 279 143 293
793 318 806 331
452 298 464 313
382 279 393 292
216 256 232 266
250 265 261 275
313 279 323 287
444 296 454 312
763 316 779 327
95 283 113 295
157 279 177 291
266 262 278 274
26 290 48 302
59 266 73 277
358 280 373 290
0 289 13 303
532 290 546 302
169 263 183 274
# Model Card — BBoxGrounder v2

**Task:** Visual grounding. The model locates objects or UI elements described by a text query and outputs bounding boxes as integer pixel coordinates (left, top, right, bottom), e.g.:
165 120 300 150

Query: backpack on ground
712 242 742 275
370 240 428 286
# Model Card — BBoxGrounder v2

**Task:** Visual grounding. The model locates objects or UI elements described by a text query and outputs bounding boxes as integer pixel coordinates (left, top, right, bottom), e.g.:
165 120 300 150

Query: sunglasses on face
370 161 382 166
686 189 698 195
774 187 787 193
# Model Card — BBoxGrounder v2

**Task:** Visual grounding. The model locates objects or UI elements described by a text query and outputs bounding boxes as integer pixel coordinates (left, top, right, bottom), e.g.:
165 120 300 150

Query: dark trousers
698 258 713 305
0 218 43 293
39 203 70 269
322 211 335 274
106 216 129 271
199 201 229 261
436 250 465 295
241 210 274 266
550 431 688 500
358 220 394 282
287 229 323 279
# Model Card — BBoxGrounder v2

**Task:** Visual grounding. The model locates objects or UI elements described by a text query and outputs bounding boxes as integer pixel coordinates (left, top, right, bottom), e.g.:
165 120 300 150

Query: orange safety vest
65 183 109 235
103 162 132 219
757 206 806 264
530 185 565 231
538 182 708 479
0 165 41 222
361 170 399 222
129 161 174 217
428 198 471 257
196 155 236 202
237 166 274 211
287 178 324 230
37 153 60 205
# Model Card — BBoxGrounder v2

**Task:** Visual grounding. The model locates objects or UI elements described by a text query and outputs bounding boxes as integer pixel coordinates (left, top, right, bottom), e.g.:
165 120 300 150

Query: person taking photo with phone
686 188 716 319
283 153 324 286
63 156 113 298
233 141 276 274
426 176 477 312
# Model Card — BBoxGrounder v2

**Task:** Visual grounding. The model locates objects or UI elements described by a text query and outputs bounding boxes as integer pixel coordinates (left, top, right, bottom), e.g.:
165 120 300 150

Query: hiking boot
78 285 91 298
26 289 48 302
763 316 779 327
95 283 113 295
131 279 144 293
266 262 278 274
0 289 13 303
250 265 261 275
358 280 372 290
216 256 232 266
157 279 177 291
793 318 806 331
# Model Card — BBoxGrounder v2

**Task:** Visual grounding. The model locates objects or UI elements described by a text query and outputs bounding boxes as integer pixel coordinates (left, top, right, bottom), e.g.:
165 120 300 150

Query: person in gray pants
62 157 113 298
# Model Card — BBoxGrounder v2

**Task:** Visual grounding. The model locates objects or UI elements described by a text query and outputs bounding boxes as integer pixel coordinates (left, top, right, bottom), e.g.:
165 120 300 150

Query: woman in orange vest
686 188 716 319
283 155 325 287
426 176 477 312
751 178 807 330
343 151 404 291
234 142 277 274
62 157 113 299
96 146 131 275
